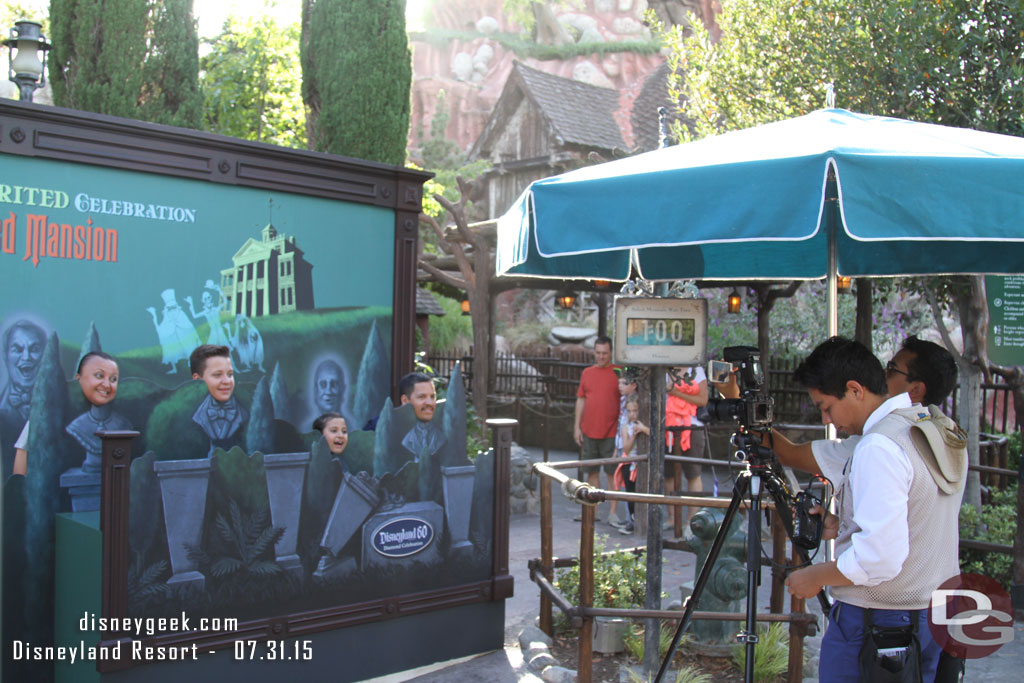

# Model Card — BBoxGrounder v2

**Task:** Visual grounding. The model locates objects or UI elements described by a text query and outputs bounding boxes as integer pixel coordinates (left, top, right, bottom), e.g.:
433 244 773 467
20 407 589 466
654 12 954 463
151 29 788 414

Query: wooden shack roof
470 61 626 159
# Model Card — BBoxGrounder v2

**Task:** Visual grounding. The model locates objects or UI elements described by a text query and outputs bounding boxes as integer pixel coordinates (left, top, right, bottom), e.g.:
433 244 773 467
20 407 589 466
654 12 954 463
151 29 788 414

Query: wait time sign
986 275 1024 366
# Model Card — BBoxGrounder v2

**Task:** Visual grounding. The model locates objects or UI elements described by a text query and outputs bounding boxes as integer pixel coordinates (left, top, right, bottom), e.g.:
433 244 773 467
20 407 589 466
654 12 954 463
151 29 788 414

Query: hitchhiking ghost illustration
185 279 230 347
228 314 265 372
146 289 202 374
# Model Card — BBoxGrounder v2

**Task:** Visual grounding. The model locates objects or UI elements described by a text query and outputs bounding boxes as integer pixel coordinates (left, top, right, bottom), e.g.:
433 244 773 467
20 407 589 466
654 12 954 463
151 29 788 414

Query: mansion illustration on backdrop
220 223 314 317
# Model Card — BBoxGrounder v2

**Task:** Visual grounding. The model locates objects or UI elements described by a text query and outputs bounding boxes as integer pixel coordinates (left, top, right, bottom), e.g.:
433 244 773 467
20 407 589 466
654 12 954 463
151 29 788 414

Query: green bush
553 536 647 633
731 622 789 682
959 482 1017 588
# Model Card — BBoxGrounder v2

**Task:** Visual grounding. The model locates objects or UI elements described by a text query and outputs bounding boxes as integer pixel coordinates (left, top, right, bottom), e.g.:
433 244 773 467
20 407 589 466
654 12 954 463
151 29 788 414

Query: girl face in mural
76 354 119 406
320 416 348 454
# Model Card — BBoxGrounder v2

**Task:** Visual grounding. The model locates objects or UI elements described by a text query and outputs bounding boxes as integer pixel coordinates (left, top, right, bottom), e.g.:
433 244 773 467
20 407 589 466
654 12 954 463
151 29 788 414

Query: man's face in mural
5 325 45 389
202 291 213 308
76 356 119 406
401 380 436 422
195 356 235 403
315 362 343 413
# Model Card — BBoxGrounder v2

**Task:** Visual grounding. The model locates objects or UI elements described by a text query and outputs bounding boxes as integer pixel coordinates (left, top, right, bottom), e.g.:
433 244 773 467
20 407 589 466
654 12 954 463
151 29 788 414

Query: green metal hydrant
677 507 748 649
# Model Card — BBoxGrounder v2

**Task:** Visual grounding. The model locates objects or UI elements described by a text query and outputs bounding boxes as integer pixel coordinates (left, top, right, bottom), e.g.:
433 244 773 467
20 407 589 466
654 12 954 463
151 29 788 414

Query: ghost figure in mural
146 289 202 374
65 352 132 473
312 359 344 415
184 280 230 347
229 314 265 373
0 319 46 479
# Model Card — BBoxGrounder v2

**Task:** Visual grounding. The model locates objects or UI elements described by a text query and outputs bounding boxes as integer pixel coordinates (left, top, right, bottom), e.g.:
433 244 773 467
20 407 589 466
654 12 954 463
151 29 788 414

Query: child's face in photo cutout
196 356 235 403
322 417 349 454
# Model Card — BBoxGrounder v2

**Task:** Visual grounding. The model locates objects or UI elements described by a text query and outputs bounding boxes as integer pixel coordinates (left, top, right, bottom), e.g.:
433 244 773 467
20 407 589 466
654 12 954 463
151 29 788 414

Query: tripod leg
742 476 762 683
655 472 750 683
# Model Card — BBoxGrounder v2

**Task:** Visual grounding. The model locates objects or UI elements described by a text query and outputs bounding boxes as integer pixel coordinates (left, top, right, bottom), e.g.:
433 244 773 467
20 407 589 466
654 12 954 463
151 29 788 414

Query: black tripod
655 429 831 683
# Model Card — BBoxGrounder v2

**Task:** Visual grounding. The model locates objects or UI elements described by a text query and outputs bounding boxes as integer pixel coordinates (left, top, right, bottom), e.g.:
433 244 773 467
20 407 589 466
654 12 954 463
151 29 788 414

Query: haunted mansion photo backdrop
1 102 504 682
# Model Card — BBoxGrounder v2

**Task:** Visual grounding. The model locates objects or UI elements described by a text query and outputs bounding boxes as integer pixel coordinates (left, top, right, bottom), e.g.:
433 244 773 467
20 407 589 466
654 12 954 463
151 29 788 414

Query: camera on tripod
705 346 774 426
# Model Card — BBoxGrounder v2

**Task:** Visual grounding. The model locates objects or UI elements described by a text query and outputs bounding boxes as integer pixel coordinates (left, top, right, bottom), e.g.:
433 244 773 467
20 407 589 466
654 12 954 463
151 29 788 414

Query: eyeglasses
885 361 912 380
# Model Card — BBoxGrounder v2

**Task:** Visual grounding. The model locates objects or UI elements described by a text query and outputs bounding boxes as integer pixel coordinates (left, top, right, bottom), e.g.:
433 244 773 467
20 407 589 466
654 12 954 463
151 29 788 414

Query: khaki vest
830 407 966 610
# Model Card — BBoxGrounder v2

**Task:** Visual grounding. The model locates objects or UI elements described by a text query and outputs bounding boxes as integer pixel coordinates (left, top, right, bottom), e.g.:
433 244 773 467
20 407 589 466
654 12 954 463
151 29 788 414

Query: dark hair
312 412 345 433
399 372 434 398
77 351 116 375
594 335 612 349
901 335 957 405
189 344 231 376
793 336 886 399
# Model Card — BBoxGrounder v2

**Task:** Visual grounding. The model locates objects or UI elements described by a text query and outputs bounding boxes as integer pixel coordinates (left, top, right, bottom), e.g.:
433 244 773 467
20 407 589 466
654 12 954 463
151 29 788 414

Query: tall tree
48 0 202 127
662 0 1024 512
300 0 411 165
138 0 202 128
48 0 149 117
201 13 305 147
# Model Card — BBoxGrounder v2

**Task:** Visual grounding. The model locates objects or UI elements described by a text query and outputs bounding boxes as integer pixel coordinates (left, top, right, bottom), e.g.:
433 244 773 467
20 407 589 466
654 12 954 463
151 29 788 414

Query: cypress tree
269 362 291 423
246 376 275 455
441 361 469 467
371 397 397 477
301 0 411 165
77 321 102 371
139 0 203 128
22 333 71 672
352 320 389 430
49 0 149 117
49 0 201 128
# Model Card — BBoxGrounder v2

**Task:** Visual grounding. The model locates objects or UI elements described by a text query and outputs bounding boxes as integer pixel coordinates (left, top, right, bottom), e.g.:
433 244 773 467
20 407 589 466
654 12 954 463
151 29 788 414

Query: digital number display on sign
613 297 707 366
625 317 696 346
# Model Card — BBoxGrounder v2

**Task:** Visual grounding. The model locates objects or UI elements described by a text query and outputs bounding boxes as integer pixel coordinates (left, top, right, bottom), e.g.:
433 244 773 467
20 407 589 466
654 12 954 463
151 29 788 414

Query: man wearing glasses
765 334 962 681
765 335 957 475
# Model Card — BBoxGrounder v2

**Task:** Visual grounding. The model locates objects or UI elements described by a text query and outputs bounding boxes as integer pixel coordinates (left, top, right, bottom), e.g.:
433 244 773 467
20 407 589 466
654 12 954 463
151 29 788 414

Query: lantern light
727 289 741 314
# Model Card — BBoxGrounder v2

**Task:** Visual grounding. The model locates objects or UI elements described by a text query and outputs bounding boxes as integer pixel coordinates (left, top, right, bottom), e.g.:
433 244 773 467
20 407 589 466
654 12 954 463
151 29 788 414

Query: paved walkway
374 447 1023 682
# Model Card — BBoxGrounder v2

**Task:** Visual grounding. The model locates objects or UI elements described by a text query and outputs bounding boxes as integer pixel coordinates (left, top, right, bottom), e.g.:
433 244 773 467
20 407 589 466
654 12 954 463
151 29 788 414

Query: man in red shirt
573 336 621 494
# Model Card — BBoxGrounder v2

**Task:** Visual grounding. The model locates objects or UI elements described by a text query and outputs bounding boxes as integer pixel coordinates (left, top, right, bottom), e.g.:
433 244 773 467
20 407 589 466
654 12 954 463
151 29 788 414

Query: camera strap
857 608 923 682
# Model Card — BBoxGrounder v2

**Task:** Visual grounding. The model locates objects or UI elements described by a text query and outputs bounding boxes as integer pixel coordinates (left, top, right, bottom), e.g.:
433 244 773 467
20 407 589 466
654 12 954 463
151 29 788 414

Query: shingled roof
471 61 626 158
416 287 446 316
630 61 691 153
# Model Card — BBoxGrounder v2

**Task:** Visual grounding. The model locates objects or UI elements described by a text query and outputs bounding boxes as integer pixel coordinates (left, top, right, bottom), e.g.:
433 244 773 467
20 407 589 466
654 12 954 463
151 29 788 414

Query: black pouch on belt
857 608 923 682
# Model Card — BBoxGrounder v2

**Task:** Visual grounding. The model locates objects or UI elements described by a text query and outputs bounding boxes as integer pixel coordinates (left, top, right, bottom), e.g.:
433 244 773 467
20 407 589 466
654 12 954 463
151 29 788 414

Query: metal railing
530 454 816 683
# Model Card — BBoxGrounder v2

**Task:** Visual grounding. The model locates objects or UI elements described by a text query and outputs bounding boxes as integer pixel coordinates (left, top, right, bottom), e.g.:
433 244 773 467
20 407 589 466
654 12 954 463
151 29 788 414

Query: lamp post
5 20 50 102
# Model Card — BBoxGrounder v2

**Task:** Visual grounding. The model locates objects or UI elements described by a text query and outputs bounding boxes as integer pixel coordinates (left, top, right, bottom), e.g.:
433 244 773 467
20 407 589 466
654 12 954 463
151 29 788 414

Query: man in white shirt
784 337 964 683
767 334 957 480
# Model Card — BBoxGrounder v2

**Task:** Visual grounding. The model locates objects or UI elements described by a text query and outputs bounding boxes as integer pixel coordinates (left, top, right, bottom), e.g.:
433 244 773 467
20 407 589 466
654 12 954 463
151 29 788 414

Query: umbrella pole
825 174 839 568
826 169 839 341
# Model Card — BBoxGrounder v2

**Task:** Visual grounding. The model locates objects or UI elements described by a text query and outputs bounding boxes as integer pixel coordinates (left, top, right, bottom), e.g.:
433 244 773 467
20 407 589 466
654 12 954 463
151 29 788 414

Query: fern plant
127 558 170 607
188 500 284 579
